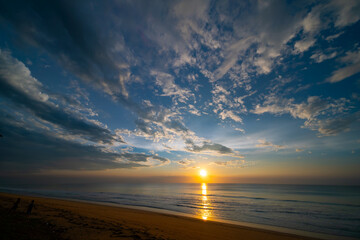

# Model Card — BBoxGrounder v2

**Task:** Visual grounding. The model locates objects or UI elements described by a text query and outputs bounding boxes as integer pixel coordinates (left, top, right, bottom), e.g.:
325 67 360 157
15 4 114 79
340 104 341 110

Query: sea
1 183 359 239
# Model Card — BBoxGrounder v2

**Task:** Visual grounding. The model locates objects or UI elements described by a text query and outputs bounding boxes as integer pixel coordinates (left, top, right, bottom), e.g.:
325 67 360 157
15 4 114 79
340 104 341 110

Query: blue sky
0 0 359 184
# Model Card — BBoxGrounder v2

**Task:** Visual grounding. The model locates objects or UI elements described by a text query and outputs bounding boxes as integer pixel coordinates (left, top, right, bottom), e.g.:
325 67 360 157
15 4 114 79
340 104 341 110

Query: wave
202 193 360 208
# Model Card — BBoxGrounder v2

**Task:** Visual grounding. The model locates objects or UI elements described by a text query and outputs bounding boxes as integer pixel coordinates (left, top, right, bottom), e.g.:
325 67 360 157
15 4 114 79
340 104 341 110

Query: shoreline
53 198 350 240
0 189 354 240
1 191 354 240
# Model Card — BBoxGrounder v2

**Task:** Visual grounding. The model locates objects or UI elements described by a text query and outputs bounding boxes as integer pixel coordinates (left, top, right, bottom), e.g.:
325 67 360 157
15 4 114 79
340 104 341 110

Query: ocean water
1 183 359 239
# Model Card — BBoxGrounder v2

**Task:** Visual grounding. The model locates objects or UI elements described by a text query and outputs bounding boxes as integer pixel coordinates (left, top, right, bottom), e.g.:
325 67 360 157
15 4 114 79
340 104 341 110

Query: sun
200 169 207 177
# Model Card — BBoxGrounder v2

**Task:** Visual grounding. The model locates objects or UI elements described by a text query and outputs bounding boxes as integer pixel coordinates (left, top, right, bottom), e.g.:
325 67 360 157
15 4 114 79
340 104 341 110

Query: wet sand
0 192 321 240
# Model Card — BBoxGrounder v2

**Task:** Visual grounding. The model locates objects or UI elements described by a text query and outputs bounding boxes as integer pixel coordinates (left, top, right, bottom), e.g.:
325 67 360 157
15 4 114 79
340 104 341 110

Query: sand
0 192 321 240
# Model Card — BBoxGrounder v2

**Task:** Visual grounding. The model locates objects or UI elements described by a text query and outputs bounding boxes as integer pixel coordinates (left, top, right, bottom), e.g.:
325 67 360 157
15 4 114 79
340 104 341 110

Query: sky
0 0 359 184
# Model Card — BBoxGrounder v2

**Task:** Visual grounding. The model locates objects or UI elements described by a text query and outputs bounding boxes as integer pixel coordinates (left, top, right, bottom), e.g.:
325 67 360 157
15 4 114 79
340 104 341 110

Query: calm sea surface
1 183 360 238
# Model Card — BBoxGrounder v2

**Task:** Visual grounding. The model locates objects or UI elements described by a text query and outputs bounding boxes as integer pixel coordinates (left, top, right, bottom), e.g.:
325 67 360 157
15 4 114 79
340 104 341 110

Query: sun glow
200 169 207 177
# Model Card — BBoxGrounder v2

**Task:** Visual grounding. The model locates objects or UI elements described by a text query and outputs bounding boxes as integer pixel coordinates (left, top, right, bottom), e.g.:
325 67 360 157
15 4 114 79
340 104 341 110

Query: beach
0 192 321 240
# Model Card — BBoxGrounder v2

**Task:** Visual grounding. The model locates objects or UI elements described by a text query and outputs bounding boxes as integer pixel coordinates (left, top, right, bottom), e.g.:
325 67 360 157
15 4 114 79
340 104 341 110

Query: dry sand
0 192 321 240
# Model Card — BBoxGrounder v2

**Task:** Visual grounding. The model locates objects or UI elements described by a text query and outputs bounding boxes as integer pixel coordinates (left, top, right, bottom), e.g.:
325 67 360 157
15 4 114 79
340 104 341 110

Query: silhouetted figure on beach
9 198 20 212
26 200 35 215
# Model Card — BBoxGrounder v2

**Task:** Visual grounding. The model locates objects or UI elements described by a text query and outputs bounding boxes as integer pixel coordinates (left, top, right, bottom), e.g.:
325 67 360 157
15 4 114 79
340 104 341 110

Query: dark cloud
134 118 157 136
0 114 169 171
185 139 239 156
119 152 169 165
0 50 122 144
0 0 124 97
0 0 169 106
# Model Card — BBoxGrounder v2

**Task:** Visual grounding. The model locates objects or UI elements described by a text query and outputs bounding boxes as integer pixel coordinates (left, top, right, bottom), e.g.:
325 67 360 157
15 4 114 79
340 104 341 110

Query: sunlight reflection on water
200 183 211 220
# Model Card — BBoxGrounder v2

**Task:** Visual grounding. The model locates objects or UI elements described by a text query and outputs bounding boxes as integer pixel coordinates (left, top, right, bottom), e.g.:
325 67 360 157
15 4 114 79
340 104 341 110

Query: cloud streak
210 159 247 168
0 0 129 98
256 139 286 151
0 49 123 144
185 139 244 158
0 114 168 171
326 48 360 83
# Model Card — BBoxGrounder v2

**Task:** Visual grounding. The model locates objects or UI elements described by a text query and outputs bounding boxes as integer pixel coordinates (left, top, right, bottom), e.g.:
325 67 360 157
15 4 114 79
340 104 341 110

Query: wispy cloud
256 139 286 151
311 51 338 63
176 159 198 169
252 95 353 135
151 70 194 104
210 159 247 168
326 48 360 83
235 128 245 134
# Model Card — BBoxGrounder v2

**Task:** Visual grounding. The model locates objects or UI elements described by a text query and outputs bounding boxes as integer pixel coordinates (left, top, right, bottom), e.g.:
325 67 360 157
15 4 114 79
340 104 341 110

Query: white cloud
214 37 255 80
235 128 245 133
325 32 344 41
118 71 130 99
0 49 49 102
173 53 196 67
151 70 194 103
294 38 316 53
326 48 360 83
212 84 231 95
330 0 360 27
254 57 273 74
219 110 243 123
311 51 338 63
302 10 321 34
210 84 251 122
188 104 201 116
